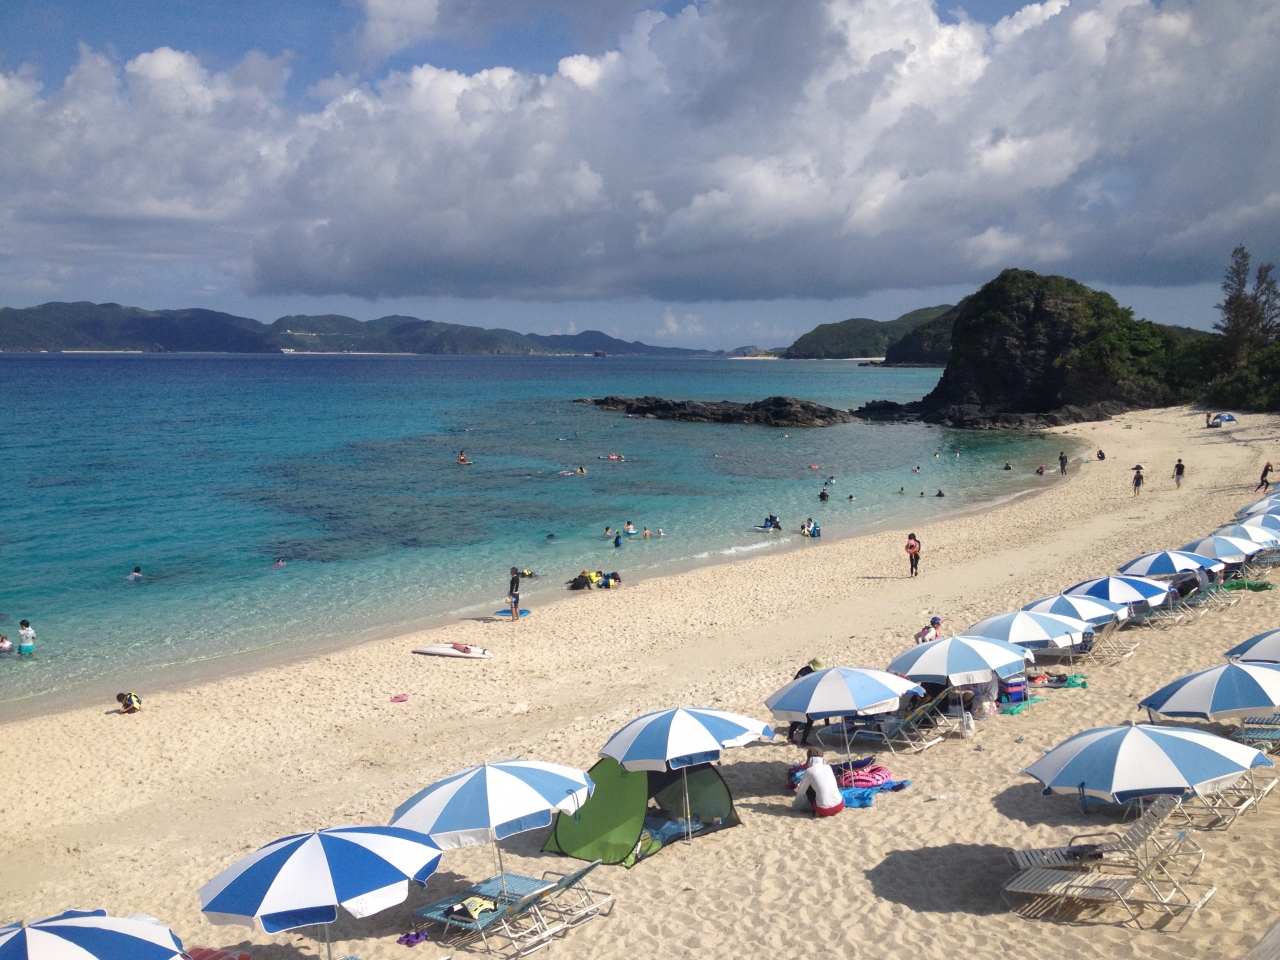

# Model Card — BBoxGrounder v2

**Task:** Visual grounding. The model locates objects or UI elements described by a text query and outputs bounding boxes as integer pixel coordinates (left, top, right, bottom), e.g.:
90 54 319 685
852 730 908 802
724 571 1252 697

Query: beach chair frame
1237 715 1280 754
1003 830 1215 931
846 691 947 754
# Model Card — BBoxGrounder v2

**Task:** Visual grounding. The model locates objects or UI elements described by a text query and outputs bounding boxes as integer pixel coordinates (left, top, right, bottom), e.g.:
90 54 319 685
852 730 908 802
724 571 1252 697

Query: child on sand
116 692 142 713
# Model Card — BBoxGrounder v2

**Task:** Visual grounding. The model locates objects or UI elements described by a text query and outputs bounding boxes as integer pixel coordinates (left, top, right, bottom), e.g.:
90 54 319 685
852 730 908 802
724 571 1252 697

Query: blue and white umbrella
1216 524 1280 546
1225 629 1280 663
390 760 594 848
965 611 1090 650
0 910 184 960
765 667 923 721
1063 575 1173 607
1237 495 1280 519
1139 662 1280 720
1239 512 1280 533
886 635 1032 686
1022 594 1129 627
200 826 442 935
1025 723 1272 803
1180 535 1266 561
1117 550 1224 577
1215 413 1239 423
600 707 773 772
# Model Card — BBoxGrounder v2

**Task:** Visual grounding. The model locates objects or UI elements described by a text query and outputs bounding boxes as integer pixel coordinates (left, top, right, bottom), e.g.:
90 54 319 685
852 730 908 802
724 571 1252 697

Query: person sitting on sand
787 659 826 743
792 748 844 818
1097 449 1106 461
17 620 34 658
116 692 142 714
917 616 943 644
568 570 593 590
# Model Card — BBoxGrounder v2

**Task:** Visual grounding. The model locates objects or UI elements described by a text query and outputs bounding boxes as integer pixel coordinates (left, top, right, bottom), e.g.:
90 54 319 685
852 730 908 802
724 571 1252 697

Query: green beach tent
542 757 740 867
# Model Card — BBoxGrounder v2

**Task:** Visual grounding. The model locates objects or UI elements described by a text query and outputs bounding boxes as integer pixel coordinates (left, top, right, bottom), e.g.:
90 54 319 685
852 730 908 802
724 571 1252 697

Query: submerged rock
589 395 857 427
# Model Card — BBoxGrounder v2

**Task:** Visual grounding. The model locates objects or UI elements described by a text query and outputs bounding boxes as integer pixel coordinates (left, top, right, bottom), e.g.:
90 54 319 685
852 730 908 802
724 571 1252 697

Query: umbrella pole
683 767 693 844
325 921 333 960
495 830 508 896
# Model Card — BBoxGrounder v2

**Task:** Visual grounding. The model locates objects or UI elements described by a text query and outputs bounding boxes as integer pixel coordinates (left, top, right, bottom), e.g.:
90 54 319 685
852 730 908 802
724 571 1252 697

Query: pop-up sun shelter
542 757 740 867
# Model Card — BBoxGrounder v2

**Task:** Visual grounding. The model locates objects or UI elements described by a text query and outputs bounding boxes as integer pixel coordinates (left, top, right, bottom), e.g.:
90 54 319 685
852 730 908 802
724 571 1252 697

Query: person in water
935 489 945 497
17 620 35 657
546 533 556 540
912 465 920 474
614 533 623 548
125 566 144 581
116 692 142 714
575 466 586 474
818 488 829 502
508 567 522 621
898 487 905 494
272 558 287 568
623 521 636 534
0 637 11 655
657 528 665 537
1035 465 1045 476
604 527 612 537
905 533 921 577
1003 462 1012 471
457 450 472 465
642 527 651 538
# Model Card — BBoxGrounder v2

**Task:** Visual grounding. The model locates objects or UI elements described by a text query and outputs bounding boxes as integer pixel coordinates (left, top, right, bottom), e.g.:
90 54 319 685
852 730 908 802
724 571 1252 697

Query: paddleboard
493 609 531 617
753 525 782 532
414 643 494 659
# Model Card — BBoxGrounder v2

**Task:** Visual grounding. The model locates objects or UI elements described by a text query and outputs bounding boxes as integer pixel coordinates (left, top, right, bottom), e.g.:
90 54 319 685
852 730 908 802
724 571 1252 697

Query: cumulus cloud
1 0 1278 307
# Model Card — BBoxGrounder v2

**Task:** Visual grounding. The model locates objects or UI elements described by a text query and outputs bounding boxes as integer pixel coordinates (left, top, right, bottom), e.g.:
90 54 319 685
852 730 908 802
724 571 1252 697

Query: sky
0 0 1274 348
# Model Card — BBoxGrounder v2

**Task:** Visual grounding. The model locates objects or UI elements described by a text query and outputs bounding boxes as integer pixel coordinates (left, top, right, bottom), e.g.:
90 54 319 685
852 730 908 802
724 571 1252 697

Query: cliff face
881 309 955 365
858 269 1199 428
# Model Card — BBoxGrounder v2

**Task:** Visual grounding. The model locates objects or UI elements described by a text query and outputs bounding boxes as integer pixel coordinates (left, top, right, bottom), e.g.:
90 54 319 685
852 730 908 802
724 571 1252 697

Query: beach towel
839 780 911 808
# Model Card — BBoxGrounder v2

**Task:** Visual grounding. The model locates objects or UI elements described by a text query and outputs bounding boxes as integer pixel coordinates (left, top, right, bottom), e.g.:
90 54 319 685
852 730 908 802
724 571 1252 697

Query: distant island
782 305 953 360
0 301 775 358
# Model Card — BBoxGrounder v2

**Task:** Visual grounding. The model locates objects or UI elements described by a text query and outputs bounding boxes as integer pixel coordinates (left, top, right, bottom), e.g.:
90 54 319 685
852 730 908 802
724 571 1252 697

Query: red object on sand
391 693 409 703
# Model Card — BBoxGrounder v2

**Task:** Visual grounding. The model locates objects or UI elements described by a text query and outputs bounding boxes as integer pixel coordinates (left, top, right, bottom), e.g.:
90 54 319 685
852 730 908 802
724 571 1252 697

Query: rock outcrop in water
586 395 857 427
854 269 1202 429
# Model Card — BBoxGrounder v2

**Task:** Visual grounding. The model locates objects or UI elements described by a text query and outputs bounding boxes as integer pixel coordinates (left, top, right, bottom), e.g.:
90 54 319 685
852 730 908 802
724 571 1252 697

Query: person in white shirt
792 749 844 818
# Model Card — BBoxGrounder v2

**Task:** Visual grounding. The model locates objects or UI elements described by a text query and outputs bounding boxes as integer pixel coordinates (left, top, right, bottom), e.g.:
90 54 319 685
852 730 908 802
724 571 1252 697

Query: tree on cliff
1215 245 1279 368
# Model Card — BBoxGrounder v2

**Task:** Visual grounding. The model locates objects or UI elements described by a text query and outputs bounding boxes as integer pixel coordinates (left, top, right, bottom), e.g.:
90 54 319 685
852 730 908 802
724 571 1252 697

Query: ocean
0 353 1065 705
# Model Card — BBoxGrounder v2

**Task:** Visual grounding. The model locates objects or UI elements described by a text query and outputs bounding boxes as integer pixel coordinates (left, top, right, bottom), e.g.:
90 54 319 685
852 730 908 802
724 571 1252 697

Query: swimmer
657 528 665 536
935 489 945 497
125 566 144 581
818 488 829 502
546 533 556 540
604 527 612 537
0 637 11 654
1035 465 1045 476
614 533 623 548
919 491 925 498
933 453 939 458
623 521 636 534
272 558 287 568
847 495 854 501
912 466 920 474
1003 462 1012 471
457 450 473 465
576 466 586 474
642 527 651 538
898 487 905 494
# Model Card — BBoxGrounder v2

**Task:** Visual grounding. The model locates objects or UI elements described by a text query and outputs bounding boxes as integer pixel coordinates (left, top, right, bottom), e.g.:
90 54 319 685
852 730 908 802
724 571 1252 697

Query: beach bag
959 712 975 739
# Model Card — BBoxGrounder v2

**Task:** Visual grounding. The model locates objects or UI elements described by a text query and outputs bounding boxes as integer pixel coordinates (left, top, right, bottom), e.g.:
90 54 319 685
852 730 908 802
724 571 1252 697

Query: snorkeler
272 558 287 568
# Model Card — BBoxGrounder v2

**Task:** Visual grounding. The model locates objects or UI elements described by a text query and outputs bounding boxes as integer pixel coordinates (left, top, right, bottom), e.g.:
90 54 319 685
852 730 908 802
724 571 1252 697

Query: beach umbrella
1117 550 1225 577
1215 413 1239 422
765 667 923 721
886 635 1032 686
1024 722 1272 803
600 707 773 841
1021 594 1129 627
1239 512 1280 533
964 611 1090 650
1063 575 1173 607
1139 662 1280 720
391 760 593 847
1225 629 1280 663
200 825 442 958
1179 535 1266 561
1237 495 1280 518
0 910 184 960
1215 523 1280 546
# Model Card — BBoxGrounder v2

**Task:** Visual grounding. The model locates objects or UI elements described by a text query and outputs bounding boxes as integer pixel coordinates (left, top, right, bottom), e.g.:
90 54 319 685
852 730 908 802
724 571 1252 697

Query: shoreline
0 451 1065 725
7 405 1279 959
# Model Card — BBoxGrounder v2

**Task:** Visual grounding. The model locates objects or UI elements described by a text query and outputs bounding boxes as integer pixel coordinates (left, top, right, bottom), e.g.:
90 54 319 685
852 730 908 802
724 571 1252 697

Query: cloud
653 306 703 339
1 0 1278 309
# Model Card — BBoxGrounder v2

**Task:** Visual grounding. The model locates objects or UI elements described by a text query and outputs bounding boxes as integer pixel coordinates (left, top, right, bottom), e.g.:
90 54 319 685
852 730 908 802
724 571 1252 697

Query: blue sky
0 0 1269 346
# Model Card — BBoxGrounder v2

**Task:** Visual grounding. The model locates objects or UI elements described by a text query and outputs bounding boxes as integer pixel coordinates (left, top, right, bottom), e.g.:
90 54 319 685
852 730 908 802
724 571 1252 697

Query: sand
4 404 1280 959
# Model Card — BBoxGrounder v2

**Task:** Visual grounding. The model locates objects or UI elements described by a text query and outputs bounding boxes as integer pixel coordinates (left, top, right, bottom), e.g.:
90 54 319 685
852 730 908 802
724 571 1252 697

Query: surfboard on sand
493 609 531 617
414 643 494 659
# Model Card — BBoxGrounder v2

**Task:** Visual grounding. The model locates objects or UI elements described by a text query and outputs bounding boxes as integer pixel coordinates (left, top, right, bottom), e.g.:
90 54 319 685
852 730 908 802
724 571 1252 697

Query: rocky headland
581 395 857 427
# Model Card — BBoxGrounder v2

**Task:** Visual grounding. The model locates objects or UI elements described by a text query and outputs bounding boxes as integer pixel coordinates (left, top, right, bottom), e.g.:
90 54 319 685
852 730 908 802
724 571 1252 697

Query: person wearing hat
787 657 826 745
916 617 944 644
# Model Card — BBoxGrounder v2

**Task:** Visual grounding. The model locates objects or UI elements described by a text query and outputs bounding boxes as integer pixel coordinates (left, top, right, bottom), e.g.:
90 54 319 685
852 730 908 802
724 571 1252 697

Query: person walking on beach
1132 465 1144 497
1058 451 1068 475
905 533 921 577
507 567 522 621
1257 462 1274 493
1173 459 1186 490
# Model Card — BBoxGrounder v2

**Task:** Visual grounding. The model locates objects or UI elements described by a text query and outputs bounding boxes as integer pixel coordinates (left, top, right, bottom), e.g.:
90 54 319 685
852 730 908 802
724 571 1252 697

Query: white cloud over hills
0 0 1277 310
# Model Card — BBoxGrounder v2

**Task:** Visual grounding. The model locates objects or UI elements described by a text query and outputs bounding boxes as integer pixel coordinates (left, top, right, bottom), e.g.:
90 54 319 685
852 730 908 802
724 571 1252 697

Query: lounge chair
1007 796 1200 876
1243 917 1280 959
533 861 615 931
844 692 947 754
1003 830 1216 930
1081 619 1140 664
1237 715 1280 754
413 887 548 955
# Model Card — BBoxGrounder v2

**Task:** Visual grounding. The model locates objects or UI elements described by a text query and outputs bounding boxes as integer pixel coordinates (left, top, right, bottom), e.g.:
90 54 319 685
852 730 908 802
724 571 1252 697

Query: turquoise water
0 354 1063 703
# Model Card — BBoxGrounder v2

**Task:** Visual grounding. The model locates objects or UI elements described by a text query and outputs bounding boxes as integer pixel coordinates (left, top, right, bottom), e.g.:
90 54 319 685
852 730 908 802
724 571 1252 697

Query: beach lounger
1171 775 1272 830
535 861 615 930
414 887 549 955
1082 620 1140 665
847 692 946 754
1008 797 1201 876
1003 830 1215 930
1243 917 1280 959
1237 716 1280 754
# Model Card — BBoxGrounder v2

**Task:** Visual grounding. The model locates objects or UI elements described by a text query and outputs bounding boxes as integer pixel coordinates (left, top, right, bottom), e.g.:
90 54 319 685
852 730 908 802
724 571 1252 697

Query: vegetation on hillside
1201 246 1280 410
783 305 951 359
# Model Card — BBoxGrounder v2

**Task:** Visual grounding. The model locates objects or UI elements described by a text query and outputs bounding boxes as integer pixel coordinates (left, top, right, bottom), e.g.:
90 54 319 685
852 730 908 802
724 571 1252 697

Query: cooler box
999 676 1027 703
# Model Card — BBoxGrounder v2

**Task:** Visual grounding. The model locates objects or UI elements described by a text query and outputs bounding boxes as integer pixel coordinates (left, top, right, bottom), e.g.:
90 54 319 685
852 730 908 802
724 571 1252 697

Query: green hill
783 305 952 359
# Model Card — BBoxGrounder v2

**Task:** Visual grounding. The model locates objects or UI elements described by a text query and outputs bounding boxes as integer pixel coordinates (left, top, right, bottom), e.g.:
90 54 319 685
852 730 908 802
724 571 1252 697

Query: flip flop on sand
390 693 409 703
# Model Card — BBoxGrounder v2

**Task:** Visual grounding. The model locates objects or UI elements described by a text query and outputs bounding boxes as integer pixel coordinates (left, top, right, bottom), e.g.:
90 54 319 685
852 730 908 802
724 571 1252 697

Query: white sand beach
4 405 1280 959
